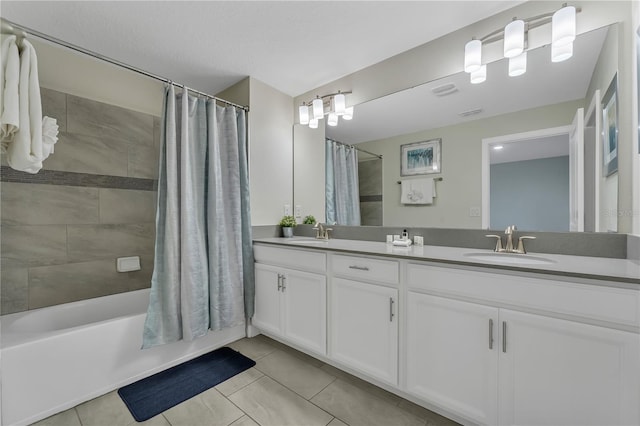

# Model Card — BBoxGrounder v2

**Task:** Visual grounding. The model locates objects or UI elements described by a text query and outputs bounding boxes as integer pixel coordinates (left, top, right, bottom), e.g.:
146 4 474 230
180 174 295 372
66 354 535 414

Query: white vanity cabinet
330 254 399 386
406 263 640 426
253 245 327 355
406 292 499 425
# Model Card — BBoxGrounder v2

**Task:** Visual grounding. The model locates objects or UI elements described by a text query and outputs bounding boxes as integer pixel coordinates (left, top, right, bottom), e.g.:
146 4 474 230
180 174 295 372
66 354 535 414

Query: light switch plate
295 205 302 218
117 256 141 272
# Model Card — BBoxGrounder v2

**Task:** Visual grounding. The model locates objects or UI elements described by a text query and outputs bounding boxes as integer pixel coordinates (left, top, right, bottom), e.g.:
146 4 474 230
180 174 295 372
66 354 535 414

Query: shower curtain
142 85 254 349
326 139 361 226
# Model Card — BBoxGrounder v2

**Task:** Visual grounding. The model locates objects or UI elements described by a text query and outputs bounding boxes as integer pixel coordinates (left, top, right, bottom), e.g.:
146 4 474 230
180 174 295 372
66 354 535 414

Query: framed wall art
400 138 442 176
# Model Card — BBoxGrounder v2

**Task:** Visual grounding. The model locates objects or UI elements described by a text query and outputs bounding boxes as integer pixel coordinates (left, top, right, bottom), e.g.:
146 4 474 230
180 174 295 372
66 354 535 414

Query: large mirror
310 24 620 232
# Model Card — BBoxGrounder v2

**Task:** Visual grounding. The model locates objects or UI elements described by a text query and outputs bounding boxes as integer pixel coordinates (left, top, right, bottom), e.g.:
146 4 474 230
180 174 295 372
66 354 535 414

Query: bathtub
0 288 246 426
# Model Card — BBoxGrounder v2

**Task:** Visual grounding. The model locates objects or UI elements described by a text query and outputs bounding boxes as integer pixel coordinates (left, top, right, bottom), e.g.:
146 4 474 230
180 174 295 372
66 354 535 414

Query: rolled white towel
7 39 44 173
41 115 59 158
0 35 20 151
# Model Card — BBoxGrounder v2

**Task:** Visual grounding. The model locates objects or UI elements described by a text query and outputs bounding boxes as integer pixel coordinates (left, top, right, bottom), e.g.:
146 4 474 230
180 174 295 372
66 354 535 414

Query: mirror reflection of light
492 145 504 150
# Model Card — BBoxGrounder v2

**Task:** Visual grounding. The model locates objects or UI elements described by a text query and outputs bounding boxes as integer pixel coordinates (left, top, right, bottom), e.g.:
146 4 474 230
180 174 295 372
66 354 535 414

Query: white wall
33 38 162 116
293 124 325 223
246 78 294 225
357 100 582 228
632 0 640 235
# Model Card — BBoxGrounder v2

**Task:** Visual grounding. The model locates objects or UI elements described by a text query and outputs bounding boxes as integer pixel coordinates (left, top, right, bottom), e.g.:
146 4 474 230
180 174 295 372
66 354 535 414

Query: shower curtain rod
327 138 382 159
0 18 249 111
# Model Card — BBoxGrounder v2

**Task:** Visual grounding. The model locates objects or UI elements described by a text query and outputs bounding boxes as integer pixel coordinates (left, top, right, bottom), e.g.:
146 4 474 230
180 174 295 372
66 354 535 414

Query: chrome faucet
485 225 536 254
313 222 333 240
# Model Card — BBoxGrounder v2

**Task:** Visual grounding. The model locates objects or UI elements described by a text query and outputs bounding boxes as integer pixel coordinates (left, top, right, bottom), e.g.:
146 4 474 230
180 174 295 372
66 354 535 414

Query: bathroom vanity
252 237 640 426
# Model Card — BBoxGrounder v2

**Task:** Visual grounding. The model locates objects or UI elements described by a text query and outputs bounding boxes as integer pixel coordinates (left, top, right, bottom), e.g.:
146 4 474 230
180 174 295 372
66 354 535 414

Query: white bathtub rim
1 289 151 349
5 324 246 426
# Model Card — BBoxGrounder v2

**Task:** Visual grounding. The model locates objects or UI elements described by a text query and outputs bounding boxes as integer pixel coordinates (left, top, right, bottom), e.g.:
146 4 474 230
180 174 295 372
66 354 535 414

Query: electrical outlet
295 205 302 218
284 204 291 216
469 207 481 217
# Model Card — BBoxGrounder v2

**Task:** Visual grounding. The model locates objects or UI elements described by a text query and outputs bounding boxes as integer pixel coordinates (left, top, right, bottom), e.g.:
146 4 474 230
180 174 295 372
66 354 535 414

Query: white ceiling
2 1 523 97
326 26 609 144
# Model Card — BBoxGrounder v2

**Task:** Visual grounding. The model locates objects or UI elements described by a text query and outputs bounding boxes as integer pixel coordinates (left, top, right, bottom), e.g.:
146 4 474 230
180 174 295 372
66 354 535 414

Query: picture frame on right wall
602 73 619 176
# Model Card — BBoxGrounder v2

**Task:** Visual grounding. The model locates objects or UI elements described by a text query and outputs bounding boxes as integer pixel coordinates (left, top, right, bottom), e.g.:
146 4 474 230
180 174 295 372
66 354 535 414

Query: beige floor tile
163 388 243 426
260 336 325 368
126 414 172 426
229 415 260 426
228 336 277 360
30 408 81 426
256 350 335 399
319 364 402 406
311 380 425 426
397 400 461 426
75 391 136 426
229 376 333 426
216 367 265 396
327 418 349 426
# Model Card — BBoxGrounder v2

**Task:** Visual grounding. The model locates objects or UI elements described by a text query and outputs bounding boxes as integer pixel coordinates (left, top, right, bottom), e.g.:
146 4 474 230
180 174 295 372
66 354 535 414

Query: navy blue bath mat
118 346 255 422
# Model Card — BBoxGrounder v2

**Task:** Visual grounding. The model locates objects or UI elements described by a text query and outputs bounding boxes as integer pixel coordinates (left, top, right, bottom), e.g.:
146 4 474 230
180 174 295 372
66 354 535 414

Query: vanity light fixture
470 65 487 84
508 51 527 77
298 91 353 128
464 4 579 84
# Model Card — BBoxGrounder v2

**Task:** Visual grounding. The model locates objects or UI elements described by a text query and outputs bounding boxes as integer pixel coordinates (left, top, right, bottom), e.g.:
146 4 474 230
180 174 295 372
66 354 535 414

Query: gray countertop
253 237 640 285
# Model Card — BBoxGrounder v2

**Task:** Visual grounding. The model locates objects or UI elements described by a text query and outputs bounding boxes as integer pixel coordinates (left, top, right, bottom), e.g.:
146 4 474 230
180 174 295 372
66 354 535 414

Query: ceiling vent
458 108 483 117
431 83 458 97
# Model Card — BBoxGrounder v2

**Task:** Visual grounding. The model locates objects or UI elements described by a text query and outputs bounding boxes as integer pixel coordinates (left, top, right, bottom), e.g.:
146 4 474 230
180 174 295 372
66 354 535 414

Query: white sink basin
286 239 329 245
464 252 556 265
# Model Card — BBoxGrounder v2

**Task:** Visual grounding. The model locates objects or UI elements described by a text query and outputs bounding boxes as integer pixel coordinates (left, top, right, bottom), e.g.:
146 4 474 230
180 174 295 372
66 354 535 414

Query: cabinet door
331 278 398 385
406 292 499 425
499 309 640 426
253 264 282 335
282 269 327 355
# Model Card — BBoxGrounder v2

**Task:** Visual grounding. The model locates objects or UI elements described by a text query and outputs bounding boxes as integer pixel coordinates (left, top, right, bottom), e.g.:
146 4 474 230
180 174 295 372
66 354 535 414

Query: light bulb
470 65 486 84
552 41 573 62
508 51 527 76
334 93 346 116
312 98 324 120
298 104 309 125
328 113 338 127
343 106 353 120
309 118 318 129
552 5 576 47
464 39 482 73
504 19 525 58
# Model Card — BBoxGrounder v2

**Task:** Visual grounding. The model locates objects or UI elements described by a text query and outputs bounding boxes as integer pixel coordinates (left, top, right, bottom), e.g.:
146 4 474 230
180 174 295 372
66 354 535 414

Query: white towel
400 177 436 205
42 115 59 158
7 39 44 173
0 35 20 151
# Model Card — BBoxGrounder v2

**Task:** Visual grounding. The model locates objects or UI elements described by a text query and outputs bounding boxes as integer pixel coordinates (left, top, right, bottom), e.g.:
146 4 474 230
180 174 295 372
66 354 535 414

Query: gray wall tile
359 159 382 197
360 201 383 226
67 95 153 145
29 259 130 309
44 132 129 176
153 116 161 148
1 225 68 267
41 87 67 132
99 189 156 224
1 183 99 225
0 259 29 314
67 223 155 261
129 143 159 179
127 254 154 291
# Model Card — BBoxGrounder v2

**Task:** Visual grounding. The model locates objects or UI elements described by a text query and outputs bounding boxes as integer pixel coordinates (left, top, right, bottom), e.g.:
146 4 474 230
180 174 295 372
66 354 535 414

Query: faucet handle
486 234 504 252
325 228 333 240
516 236 536 254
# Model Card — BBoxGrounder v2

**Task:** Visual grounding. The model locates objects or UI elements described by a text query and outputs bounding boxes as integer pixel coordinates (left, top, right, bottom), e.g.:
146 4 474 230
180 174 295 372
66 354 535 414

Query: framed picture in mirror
602 74 618 176
400 138 442 176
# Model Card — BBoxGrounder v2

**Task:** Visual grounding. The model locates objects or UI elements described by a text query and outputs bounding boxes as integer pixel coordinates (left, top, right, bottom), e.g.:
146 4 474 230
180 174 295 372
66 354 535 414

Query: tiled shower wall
0 88 160 314
359 159 383 226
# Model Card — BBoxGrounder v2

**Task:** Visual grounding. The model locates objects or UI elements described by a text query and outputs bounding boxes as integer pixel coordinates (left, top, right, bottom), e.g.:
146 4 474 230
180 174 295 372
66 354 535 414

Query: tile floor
32 335 460 426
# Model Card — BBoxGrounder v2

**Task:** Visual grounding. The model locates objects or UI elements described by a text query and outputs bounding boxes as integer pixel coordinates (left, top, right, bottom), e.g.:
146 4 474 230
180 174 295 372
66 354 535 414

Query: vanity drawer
254 244 326 273
407 263 640 329
331 254 399 284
